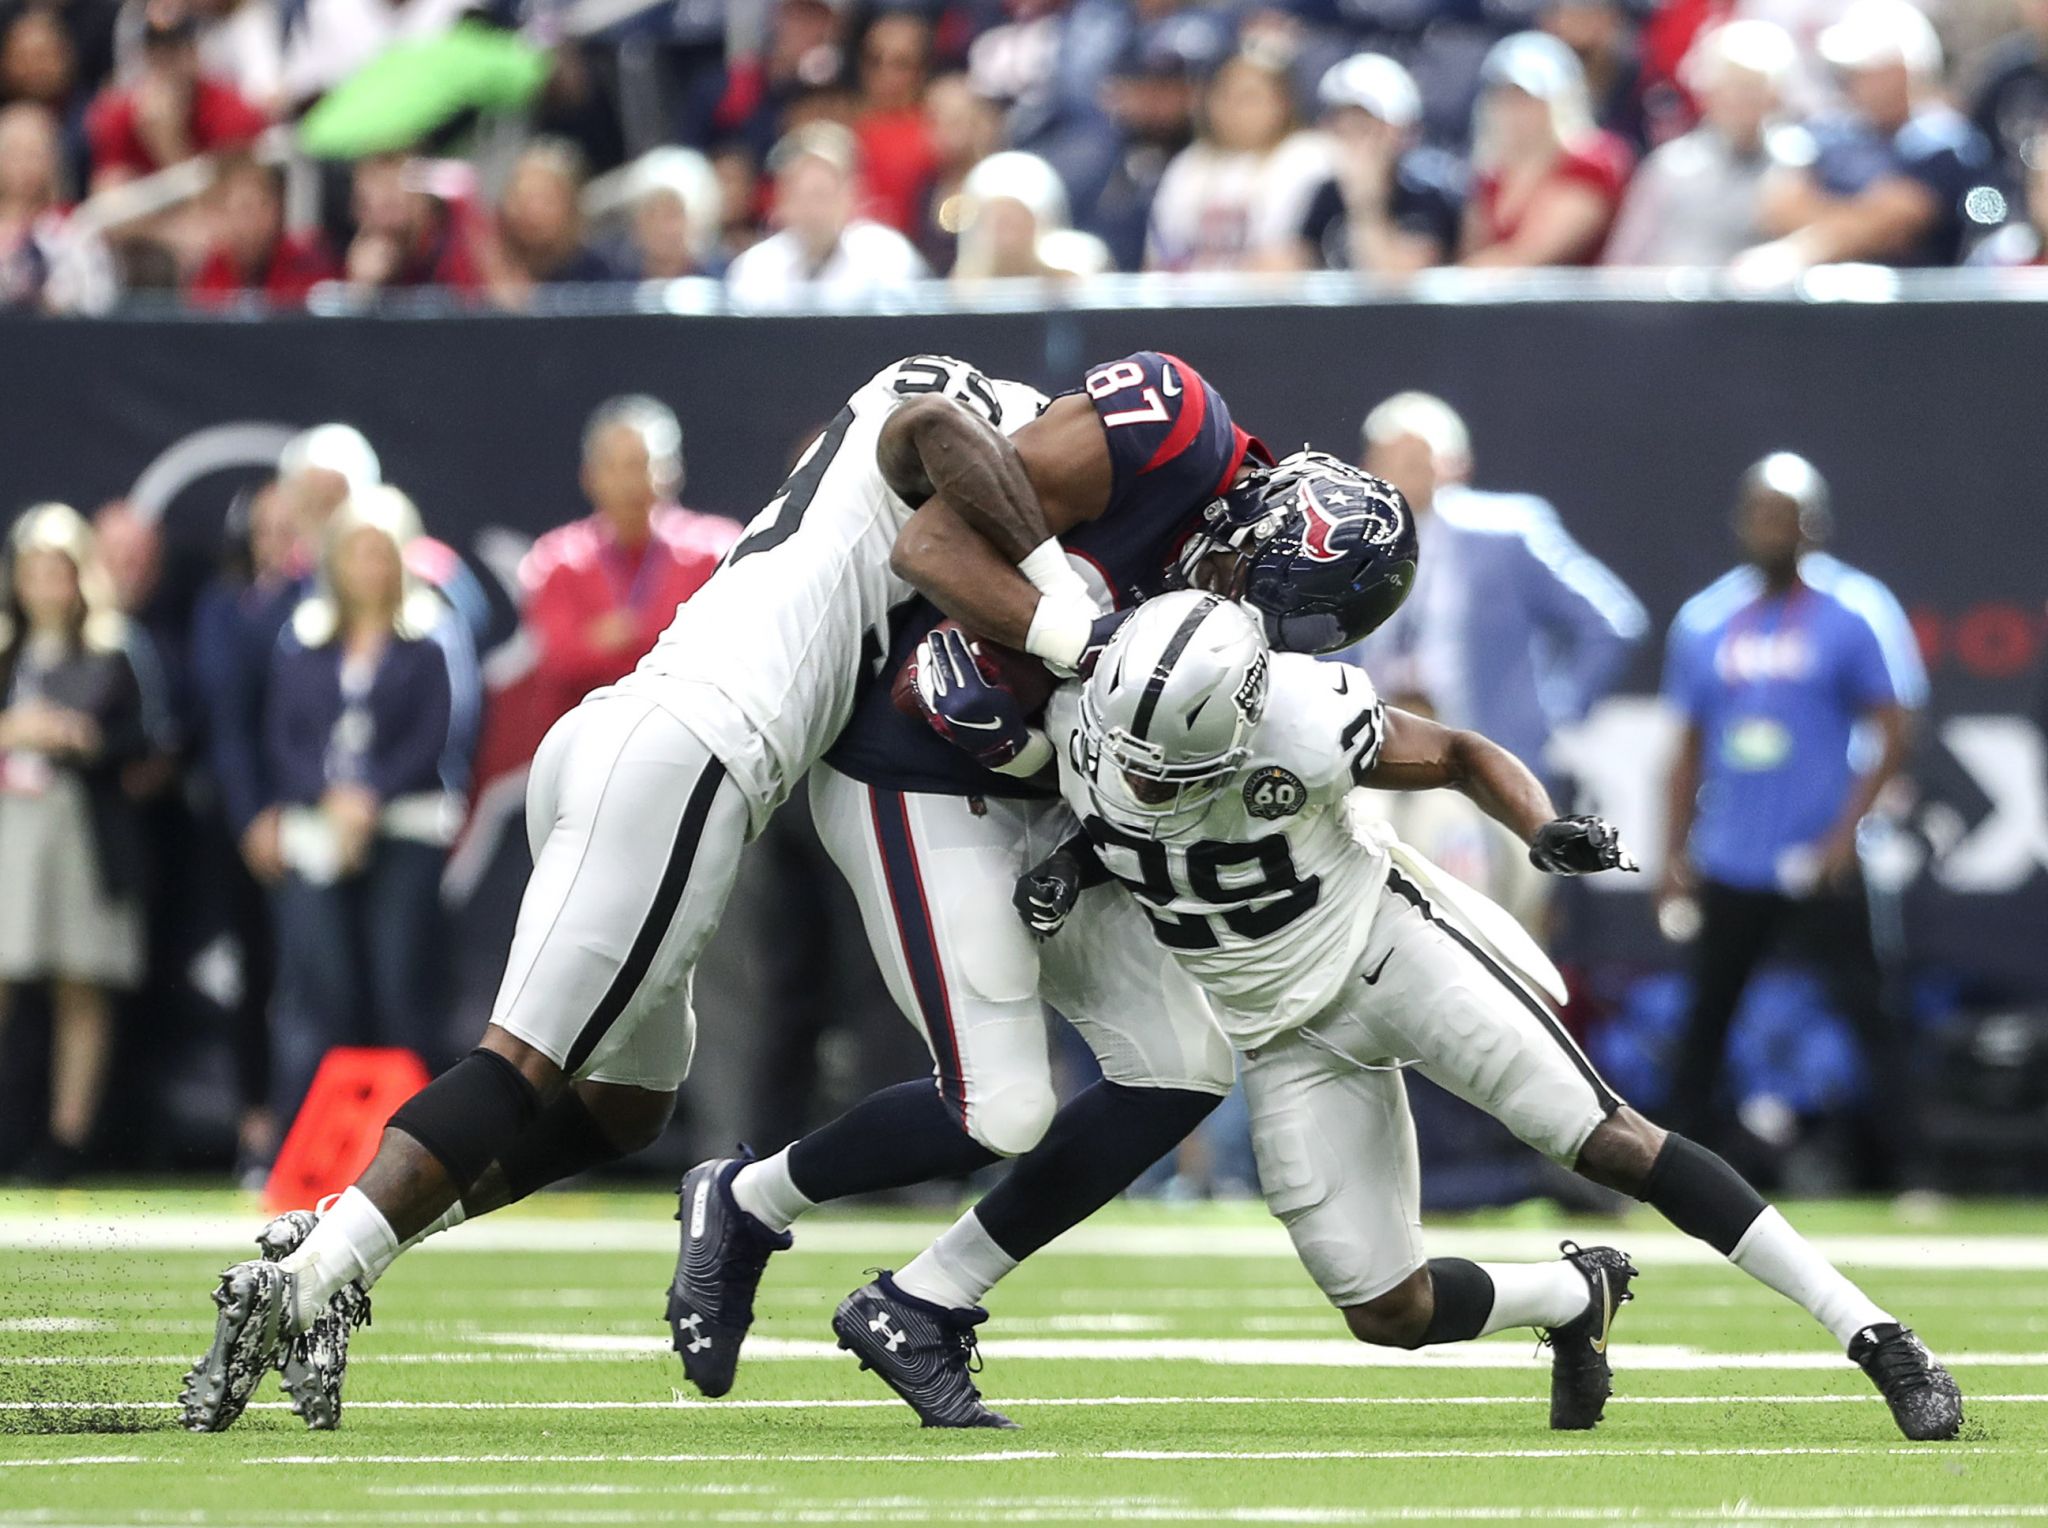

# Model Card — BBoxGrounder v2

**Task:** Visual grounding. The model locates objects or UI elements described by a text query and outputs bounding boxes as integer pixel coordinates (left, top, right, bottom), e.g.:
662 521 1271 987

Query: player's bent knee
1573 1107 1667 1194
389 1047 544 1194
1343 1269 1433 1349
964 1082 1058 1158
478 1023 570 1097
574 1081 677 1154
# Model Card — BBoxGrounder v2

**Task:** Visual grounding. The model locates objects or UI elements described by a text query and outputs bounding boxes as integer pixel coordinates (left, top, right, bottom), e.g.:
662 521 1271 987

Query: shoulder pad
1078 352 1262 521
1255 655 1386 798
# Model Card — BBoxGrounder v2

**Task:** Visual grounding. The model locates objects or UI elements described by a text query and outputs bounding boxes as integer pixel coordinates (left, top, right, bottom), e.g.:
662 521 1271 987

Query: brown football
890 619 1058 722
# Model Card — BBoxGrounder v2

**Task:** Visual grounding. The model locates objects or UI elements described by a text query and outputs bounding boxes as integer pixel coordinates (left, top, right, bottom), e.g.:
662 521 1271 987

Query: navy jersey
826 351 1266 797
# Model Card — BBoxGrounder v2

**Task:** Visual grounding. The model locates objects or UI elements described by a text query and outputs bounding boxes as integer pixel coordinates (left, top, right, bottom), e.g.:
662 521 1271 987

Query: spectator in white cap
1740 0 1997 271
725 122 928 309
1462 31 1636 266
1605 20 1799 265
949 151 1111 283
1288 52 1466 274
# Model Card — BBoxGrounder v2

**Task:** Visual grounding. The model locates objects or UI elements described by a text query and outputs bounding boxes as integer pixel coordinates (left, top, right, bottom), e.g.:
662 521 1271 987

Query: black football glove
1528 815 1639 876
1013 850 1084 940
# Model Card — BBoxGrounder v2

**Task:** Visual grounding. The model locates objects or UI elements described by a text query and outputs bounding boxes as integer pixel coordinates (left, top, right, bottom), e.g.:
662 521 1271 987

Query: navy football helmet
1174 450 1417 655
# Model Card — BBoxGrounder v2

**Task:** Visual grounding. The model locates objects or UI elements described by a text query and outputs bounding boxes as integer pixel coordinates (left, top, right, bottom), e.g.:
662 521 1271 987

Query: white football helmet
1077 591 1269 835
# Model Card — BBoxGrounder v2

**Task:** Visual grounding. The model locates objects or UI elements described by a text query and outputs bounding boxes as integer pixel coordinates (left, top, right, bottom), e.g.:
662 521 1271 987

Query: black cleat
1542 1241 1638 1431
1850 1323 1963 1441
833 1271 1017 1429
666 1151 791 1397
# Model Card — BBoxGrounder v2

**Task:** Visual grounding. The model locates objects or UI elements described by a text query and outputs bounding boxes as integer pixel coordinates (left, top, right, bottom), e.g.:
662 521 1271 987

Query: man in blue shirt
1659 452 1926 1182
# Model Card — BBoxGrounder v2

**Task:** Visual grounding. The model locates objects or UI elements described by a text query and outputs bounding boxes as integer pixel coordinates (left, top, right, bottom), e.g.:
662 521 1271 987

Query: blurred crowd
0 407 751 1183
4 0 2048 312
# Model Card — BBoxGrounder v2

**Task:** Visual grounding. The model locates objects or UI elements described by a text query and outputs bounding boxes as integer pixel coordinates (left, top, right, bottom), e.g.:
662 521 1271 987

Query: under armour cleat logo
869 1312 907 1353
677 1312 712 1354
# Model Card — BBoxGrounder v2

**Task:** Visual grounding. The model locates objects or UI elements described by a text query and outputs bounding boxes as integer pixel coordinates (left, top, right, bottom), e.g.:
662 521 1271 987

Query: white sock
894 1210 1018 1311
369 1199 470 1290
1474 1259 1593 1337
278 1187 398 1327
1730 1207 1892 1347
729 1149 814 1234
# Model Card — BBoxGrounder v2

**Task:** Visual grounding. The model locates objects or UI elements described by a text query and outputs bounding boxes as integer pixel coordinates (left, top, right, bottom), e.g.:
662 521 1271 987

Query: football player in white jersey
1007 557 1961 1439
176 354 1167 1433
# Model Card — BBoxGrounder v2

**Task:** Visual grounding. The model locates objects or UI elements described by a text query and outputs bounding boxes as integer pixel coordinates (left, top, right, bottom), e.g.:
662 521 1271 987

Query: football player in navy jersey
669 438 1423 1428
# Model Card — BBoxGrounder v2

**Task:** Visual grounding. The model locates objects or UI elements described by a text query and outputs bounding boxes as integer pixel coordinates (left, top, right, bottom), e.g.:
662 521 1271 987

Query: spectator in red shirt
852 11 937 235
1462 31 1634 267
344 152 484 294
518 397 738 733
187 156 336 307
84 1 265 192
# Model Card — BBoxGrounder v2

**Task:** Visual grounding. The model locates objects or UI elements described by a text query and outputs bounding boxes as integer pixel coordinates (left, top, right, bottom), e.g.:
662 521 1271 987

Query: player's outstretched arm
1362 708 1557 841
1365 709 1638 876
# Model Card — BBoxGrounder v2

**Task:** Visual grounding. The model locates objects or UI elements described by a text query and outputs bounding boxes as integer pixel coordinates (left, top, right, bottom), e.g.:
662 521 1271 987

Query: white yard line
8 1392 2048 1413
8 1213 2048 1270
2 1445 2032 1471
9 1342 2048 1370
471 1331 2048 1370
11 1511 2048 1528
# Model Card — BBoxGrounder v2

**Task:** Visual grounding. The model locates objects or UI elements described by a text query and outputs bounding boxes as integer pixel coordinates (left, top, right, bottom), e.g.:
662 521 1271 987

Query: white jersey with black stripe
1051 653 1395 1049
610 357 1047 828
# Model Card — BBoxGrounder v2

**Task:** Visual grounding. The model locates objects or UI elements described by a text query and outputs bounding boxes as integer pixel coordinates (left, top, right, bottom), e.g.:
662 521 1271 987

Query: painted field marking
12 1499 2048 1523
9 1213 2048 1270
8 1344 2048 1371
8 1392 2048 1414
471 1331 2048 1371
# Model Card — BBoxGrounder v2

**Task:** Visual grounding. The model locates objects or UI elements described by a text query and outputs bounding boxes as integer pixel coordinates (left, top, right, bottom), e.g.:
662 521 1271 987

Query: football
890 619 1058 722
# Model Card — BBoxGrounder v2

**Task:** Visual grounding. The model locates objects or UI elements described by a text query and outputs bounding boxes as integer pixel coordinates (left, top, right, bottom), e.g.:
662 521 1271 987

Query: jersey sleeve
1078 352 1263 523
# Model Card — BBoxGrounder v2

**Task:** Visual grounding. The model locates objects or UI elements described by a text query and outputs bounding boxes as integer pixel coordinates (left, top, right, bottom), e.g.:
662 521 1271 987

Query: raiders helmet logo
1243 766 1307 820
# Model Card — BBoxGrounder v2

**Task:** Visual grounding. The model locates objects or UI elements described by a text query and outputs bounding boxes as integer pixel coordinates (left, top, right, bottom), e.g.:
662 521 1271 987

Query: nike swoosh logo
1333 672 1350 695
1589 1269 1613 1355
1161 365 1182 398
1362 951 1393 985
950 717 1005 731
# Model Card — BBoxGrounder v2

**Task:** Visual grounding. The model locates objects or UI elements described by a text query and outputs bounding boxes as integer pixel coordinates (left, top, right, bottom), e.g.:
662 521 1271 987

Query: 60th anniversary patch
1243 766 1307 820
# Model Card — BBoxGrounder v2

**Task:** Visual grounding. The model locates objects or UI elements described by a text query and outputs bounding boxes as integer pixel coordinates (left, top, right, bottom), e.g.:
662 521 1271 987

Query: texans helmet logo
1297 480 1348 564
1295 475 1405 564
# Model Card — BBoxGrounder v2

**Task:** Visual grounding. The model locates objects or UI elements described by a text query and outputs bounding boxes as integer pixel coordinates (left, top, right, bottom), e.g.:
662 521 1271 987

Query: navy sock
785 1080 997 1204
974 1081 1220 1261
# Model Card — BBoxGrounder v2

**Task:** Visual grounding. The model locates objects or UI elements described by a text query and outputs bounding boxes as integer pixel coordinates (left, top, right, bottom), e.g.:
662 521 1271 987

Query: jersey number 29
1084 815 1322 951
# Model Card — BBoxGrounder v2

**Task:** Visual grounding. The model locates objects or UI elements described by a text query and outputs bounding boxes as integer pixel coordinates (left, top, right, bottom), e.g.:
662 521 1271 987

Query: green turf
2 1189 2044 1526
